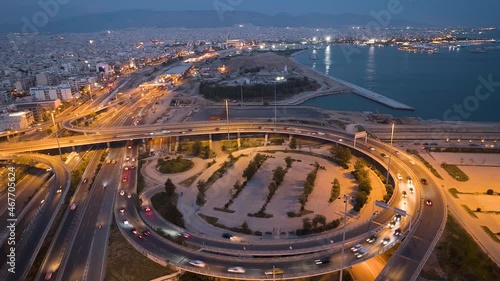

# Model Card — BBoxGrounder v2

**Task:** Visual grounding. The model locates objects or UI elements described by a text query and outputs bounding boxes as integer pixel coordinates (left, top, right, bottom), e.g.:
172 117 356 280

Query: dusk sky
1 0 499 26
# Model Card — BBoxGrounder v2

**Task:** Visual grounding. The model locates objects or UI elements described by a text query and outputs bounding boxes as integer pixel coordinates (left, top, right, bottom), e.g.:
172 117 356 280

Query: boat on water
468 47 487 53
398 46 438 54
309 49 318 60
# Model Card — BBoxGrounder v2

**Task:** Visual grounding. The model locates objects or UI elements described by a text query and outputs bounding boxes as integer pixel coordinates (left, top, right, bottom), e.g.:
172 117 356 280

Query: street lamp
51 111 63 161
339 194 349 281
385 123 395 185
225 99 231 152
274 76 284 125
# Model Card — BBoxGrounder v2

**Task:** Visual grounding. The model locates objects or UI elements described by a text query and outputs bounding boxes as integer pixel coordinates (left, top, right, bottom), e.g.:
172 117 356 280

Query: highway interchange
2 59 486 280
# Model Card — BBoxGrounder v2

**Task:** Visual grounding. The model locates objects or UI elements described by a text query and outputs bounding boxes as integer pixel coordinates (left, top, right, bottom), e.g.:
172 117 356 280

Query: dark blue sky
2 0 499 26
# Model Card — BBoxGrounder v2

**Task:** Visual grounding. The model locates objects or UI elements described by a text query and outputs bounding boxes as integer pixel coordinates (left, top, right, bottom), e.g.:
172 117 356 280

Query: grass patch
407 149 443 180
156 156 194 174
199 214 254 235
213 207 235 213
137 160 145 194
105 221 175 280
480 226 500 243
461 204 478 218
429 215 500 281
441 163 469 182
198 214 219 225
179 172 201 187
448 188 460 198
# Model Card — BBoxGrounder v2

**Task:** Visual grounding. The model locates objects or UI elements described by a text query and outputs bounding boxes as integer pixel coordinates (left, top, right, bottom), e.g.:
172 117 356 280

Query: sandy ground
420 152 500 264
141 144 388 238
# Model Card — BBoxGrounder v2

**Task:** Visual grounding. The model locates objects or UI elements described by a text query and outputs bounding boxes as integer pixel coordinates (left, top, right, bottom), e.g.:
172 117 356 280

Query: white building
0 111 34 131
29 84 73 101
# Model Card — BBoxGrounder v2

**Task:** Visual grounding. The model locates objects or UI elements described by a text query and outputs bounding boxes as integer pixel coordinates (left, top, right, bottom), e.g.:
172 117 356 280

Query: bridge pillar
72 146 76 152
237 132 241 148
264 133 268 146
208 134 213 150
173 136 180 153
107 142 110 148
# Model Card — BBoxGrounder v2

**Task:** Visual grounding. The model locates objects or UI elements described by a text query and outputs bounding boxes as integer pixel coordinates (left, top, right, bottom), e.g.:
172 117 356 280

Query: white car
119 190 125 196
369 147 376 151
397 173 403 180
350 244 362 252
409 160 416 165
355 248 369 258
189 260 206 268
123 220 129 225
227 267 245 273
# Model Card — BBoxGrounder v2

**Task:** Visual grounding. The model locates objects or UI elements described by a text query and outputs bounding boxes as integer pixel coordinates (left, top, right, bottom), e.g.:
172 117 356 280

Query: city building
29 85 73 101
14 99 61 121
0 110 34 131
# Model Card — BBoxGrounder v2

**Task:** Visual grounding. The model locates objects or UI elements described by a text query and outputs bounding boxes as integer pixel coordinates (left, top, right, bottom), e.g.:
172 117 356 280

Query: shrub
486 189 494 195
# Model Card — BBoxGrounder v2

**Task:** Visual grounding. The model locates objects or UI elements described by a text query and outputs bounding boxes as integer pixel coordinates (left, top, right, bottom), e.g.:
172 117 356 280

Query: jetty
332 77 415 111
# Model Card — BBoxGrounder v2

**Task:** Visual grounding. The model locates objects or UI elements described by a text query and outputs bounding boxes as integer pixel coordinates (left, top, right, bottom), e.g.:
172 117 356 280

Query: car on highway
144 207 151 212
222 233 234 240
56 187 62 193
394 228 402 236
119 190 125 196
409 160 416 165
397 173 403 180
119 208 125 213
189 260 206 268
122 176 128 182
382 237 391 245
426 200 433 206
132 157 136 162
387 221 396 229
409 187 414 193
124 166 129 171
394 214 402 222
338 138 343 142
394 150 400 155
83 178 88 183
46 167 52 172
227 266 246 273
366 234 377 243
314 257 331 265
421 178 428 185
127 193 132 198
111 160 117 164
381 153 388 158
407 176 413 184
181 232 191 239
350 244 362 252
143 230 151 236
105 159 111 164
130 165 136 169
128 145 132 149
265 268 284 275
131 229 138 235
355 248 369 258
123 220 129 225
125 157 130 161
70 203 77 210
369 147 376 151
45 272 53 280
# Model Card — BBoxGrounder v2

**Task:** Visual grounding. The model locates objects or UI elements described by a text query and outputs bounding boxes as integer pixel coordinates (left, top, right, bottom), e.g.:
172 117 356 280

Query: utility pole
339 194 349 281
225 99 231 152
51 111 63 161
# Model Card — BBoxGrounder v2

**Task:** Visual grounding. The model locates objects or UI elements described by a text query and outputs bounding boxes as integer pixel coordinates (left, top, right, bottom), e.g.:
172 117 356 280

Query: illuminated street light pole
274 77 284 126
339 194 349 281
88 84 93 101
386 123 395 185
225 99 231 152
51 111 63 161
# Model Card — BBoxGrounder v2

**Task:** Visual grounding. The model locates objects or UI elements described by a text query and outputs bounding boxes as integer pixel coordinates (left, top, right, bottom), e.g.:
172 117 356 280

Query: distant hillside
0 10 427 33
